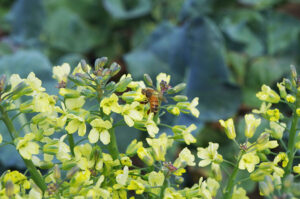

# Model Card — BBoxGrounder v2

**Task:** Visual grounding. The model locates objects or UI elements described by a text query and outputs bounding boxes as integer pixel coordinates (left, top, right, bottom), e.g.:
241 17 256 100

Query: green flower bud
43 143 59 155
68 75 85 86
172 95 188 102
80 89 95 98
19 100 33 113
175 176 184 184
11 82 32 100
257 133 270 145
167 105 180 116
259 182 271 196
62 160 77 170
95 57 108 71
283 174 294 188
80 59 88 73
291 65 297 87
250 169 266 181
167 83 186 94
5 180 14 197
66 166 79 179
105 81 116 91
284 78 292 90
110 62 121 76
172 125 185 134
143 74 153 87
59 88 80 98
257 152 268 162
54 165 61 180
115 77 132 92
39 161 54 169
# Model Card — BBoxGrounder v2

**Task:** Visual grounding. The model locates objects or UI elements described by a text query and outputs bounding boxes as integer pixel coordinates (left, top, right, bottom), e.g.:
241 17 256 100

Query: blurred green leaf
239 0 281 10
102 0 151 19
9 0 44 45
44 8 99 53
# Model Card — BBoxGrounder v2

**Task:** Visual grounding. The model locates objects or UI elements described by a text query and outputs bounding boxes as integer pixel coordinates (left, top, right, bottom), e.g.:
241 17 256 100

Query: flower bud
0 75 6 92
11 82 32 100
286 94 296 103
167 106 180 116
172 95 188 102
167 83 186 94
137 147 154 166
291 65 297 87
105 81 116 91
259 182 271 196
110 62 121 76
68 75 85 86
143 74 153 87
115 77 132 92
40 161 54 169
257 152 268 162
284 78 292 90
59 88 80 98
54 165 61 180
126 139 143 156
43 143 59 155
62 160 77 170
283 174 294 188
244 114 261 138
175 176 184 184
80 59 89 73
257 133 270 145
19 100 33 113
277 82 287 98
121 156 132 166
172 125 185 135
66 166 79 179
5 180 14 197
219 118 236 140
250 169 266 181
95 57 108 71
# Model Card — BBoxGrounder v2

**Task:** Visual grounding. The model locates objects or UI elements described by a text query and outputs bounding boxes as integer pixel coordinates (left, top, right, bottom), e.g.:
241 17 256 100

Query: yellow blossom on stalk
255 136 278 151
197 142 223 167
73 62 92 75
188 97 200 118
16 133 40 160
146 133 170 161
100 93 122 115
52 63 71 83
164 187 184 199
74 143 102 171
65 113 86 136
137 147 154 166
70 170 91 194
251 162 284 181
232 186 249 199
266 108 280 121
121 101 144 127
148 171 164 195
126 139 143 156
244 114 261 138
9 74 23 90
239 152 260 173
174 147 195 168
156 73 170 91
65 96 85 111
277 82 287 98
256 85 280 103
293 164 300 174
145 113 159 137
219 118 236 140
32 92 56 113
181 124 197 145
88 118 112 144
286 94 296 103
116 166 129 186
56 135 71 162
265 121 286 140
3 170 30 194
121 156 132 166
206 178 220 197
25 72 45 93
273 152 288 167
127 179 145 194
198 177 213 199
253 102 272 114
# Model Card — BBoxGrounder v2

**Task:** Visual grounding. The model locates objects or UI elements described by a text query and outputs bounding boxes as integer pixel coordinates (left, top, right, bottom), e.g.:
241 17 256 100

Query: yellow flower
3 170 30 195
174 147 195 168
116 166 129 186
293 164 300 174
206 178 220 197
137 147 154 166
126 139 143 156
266 108 280 121
32 92 56 113
120 156 132 166
255 135 279 151
265 121 286 140
239 152 260 173
65 113 86 136
25 72 45 93
156 73 170 91
277 82 287 98
253 102 272 114
121 102 144 127
52 63 71 83
256 85 280 103
197 142 223 167
146 133 170 161
65 96 85 110
244 114 261 138
232 186 249 199
88 118 112 144
176 98 200 118
145 113 159 137
16 133 39 160
273 152 288 167
100 93 121 115
127 179 145 194
148 171 164 195
286 94 296 103
219 118 236 140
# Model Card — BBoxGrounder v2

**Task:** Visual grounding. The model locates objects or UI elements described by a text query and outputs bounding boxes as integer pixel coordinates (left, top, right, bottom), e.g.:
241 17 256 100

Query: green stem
68 134 75 157
107 128 120 160
284 112 298 177
0 106 47 192
223 151 244 199
159 177 168 199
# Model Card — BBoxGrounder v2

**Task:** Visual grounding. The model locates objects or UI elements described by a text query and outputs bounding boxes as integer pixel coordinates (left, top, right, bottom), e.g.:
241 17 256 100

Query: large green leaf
102 0 151 19
9 0 44 46
125 17 241 125
44 8 99 53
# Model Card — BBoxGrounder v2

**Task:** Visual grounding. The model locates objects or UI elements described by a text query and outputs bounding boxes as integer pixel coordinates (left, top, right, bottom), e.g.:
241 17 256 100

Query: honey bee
142 88 160 114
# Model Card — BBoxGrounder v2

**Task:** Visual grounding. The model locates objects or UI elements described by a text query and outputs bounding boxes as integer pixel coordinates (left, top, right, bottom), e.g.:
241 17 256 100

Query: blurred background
1 0 300 197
